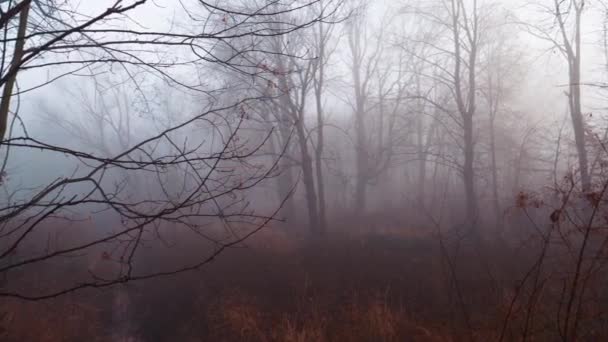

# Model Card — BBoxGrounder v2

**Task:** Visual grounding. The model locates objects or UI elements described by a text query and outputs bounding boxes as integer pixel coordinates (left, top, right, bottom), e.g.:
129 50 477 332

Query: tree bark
275 49 320 232
489 115 502 231
555 0 590 191
314 74 327 234
276 127 297 221
569 48 590 191
313 18 328 234
296 122 321 231
350 23 368 214
463 114 477 225
0 2 30 142
451 0 478 227
354 104 367 213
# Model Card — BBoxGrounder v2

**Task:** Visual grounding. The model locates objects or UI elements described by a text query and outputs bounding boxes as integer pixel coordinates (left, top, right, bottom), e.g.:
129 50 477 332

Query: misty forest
5 0 608 341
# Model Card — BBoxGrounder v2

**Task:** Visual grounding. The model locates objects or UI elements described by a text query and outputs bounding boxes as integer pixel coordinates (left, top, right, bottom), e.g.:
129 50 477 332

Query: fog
2 0 608 340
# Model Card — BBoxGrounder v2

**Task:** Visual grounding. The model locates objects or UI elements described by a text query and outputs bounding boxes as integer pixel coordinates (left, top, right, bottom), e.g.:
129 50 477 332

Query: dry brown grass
5 217 597 341
2 295 106 342
206 290 450 342
1 227 484 341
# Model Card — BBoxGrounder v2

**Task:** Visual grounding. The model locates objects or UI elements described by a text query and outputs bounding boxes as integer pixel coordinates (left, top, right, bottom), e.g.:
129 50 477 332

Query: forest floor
3 225 549 341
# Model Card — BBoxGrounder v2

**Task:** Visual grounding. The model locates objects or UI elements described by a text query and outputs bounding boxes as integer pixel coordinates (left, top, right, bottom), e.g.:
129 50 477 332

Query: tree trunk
313 20 328 234
353 72 367 213
348 17 368 215
450 0 479 228
556 1 590 191
296 123 320 232
355 108 367 213
489 116 502 231
463 114 477 226
275 130 297 221
314 87 327 234
0 2 30 142
417 115 427 206
569 57 590 191
314 145 326 233
275 60 319 232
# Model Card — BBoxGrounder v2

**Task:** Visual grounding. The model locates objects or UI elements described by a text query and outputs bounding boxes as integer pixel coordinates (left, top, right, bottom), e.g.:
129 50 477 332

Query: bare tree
274 37 321 231
479 27 523 232
310 0 339 234
520 0 591 191
345 4 387 214
0 0 339 300
401 0 487 228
